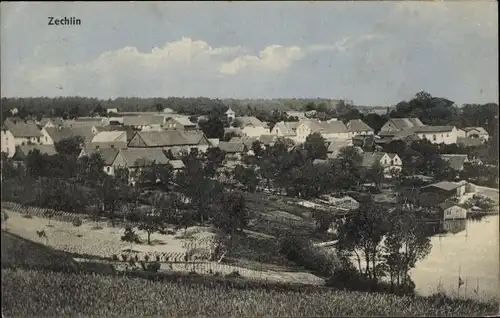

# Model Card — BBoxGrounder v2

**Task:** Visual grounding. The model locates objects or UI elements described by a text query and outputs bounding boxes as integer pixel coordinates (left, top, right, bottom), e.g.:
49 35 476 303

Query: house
258 135 279 147
438 201 467 220
295 120 349 143
326 139 352 159
352 135 376 151
236 117 269 137
123 115 164 130
1 128 16 158
361 152 403 177
208 138 220 147
43 126 95 145
439 154 471 172
224 127 243 138
217 141 248 163
420 180 468 199
379 117 425 133
91 131 128 143
225 107 236 121
106 108 119 115
64 118 108 128
346 119 374 137
128 130 210 153
78 141 127 158
413 126 458 144
38 118 64 129
164 116 197 130
271 121 300 137
3 119 44 148
462 127 489 142
456 128 466 138
285 111 308 120
457 137 484 148
12 145 57 166
82 147 170 184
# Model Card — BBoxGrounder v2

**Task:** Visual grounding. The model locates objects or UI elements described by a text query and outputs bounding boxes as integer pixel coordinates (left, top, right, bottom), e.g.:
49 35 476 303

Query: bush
279 235 341 277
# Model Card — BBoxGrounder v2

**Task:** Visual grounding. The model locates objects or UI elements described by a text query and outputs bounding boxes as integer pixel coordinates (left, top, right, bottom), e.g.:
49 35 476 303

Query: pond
410 215 499 301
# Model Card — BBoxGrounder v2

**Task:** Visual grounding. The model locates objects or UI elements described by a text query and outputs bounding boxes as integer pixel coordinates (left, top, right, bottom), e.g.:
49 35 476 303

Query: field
0 191 327 284
2 196 499 317
2 268 498 317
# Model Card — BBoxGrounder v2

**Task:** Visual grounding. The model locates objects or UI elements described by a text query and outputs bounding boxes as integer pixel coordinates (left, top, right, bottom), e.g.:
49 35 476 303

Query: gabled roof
123 115 164 126
39 118 64 127
463 127 488 135
229 136 258 148
118 148 170 167
45 127 94 143
13 145 57 160
83 141 127 154
438 201 463 211
361 152 387 168
273 121 299 136
225 108 235 114
167 116 197 126
327 139 351 153
169 159 185 170
130 130 207 147
258 134 278 146
388 118 425 130
91 131 127 143
4 120 43 138
321 121 348 134
218 141 246 153
347 119 374 133
224 127 243 135
84 148 120 165
422 181 464 192
237 116 264 128
414 126 455 133
440 154 468 171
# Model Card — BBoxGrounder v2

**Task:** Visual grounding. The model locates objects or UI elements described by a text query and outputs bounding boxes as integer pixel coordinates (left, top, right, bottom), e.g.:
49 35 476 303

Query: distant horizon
2 95 498 108
2 2 498 105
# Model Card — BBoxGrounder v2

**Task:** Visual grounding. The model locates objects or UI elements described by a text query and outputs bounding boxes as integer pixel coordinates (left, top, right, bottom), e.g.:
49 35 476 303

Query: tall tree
303 132 328 160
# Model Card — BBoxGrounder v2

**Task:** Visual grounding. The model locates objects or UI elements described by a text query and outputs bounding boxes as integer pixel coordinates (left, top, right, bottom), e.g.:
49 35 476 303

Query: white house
164 116 197 130
295 120 349 143
1 129 16 158
346 119 374 138
106 108 119 114
225 107 236 121
3 120 44 148
237 117 269 137
414 126 458 144
123 115 164 130
271 121 300 137
361 152 403 177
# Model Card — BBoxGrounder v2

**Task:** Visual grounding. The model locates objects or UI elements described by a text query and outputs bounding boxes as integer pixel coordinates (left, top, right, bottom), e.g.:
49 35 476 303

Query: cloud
14 34 382 97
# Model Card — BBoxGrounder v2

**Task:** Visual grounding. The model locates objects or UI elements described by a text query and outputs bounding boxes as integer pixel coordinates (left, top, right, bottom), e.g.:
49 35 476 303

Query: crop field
2 268 498 317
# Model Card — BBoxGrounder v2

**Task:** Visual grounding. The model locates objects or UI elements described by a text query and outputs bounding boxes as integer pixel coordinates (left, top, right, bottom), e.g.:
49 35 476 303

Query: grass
2 268 498 317
1 224 498 317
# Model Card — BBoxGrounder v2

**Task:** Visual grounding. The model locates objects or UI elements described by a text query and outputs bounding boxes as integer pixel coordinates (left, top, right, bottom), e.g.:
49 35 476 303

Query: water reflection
411 215 499 301
442 219 467 234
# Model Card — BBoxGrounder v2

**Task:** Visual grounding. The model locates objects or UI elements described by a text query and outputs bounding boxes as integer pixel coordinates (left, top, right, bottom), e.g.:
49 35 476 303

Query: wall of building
242 126 269 137
1 130 16 158
419 128 457 144
443 206 467 220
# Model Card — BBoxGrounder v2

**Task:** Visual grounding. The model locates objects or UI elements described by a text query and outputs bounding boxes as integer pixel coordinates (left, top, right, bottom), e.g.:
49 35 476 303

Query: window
433 134 437 141
446 134 449 137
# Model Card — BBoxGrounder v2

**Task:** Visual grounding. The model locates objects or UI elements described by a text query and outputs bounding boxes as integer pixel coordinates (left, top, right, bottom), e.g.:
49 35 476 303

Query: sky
1 1 498 106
